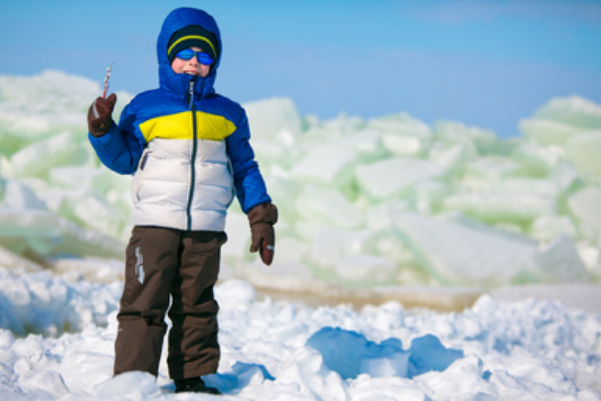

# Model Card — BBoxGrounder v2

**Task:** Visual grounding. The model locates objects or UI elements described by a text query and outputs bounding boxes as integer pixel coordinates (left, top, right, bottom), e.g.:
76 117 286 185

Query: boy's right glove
87 93 117 137
248 203 278 266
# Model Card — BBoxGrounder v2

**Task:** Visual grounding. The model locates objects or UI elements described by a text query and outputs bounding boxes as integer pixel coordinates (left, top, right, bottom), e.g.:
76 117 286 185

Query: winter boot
174 377 221 394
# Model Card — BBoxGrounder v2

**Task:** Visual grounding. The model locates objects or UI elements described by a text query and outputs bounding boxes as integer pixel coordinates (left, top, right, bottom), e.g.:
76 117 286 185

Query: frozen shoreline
254 282 601 314
490 283 601 314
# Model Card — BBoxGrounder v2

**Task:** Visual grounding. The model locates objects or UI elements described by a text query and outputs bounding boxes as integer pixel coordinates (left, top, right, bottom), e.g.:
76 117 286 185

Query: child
86 7 277 395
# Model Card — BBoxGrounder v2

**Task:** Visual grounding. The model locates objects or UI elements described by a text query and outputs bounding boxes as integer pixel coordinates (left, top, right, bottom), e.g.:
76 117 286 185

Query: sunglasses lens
197 53 213 65
176 49 194 60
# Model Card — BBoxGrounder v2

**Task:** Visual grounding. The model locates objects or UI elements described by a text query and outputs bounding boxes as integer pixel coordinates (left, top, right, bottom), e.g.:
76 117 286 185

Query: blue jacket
89 8 271 231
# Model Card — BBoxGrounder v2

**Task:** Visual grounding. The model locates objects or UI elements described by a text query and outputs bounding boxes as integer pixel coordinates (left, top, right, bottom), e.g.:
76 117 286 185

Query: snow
0 273 600 400
1 71 601 399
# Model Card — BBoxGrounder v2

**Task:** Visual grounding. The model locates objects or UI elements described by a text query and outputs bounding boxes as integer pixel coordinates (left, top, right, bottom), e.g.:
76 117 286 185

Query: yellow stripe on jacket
140 111 237 142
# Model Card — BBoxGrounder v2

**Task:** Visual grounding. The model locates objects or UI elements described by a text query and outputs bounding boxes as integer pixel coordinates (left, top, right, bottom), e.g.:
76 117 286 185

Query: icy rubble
0 71 600 291
0 277 600 400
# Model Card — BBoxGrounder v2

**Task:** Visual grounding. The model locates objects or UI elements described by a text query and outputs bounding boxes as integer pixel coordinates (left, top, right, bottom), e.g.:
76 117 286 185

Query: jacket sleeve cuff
248 203 278 226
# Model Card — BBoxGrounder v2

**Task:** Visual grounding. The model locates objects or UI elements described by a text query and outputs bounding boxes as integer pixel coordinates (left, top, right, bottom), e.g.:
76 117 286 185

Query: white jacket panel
131 138 234 231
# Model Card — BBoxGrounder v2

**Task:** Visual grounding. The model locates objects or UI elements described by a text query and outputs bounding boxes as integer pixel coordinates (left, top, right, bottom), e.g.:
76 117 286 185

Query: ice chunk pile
0 71 600 290
235 93 601 289
0 71 133 277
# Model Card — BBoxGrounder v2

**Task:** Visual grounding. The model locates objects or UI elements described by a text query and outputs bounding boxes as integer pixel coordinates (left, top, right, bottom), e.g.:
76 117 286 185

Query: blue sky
1 0 600 137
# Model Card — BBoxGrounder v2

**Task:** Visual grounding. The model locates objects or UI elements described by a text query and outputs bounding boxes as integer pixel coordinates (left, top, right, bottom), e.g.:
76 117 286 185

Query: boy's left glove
248 203 278 266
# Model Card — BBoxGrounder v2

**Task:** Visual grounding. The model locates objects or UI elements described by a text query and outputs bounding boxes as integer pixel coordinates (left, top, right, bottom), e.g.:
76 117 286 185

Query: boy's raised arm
87 97 144 175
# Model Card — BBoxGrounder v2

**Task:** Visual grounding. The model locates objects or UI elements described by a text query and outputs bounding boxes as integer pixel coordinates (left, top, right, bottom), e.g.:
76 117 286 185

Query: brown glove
87 93 117 137
248 203 278 266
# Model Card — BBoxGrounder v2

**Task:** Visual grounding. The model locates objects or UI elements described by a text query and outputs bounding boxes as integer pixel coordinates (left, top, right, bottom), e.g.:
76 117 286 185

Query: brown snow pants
113 226 227 380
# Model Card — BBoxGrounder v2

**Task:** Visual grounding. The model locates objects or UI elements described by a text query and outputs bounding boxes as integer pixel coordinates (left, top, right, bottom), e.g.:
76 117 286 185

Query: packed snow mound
0 268 121 336
0 277 600 400
0 71 600 290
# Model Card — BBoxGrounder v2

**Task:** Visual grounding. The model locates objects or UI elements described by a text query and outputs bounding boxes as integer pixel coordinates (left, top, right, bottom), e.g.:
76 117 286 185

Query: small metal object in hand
102 63 113 98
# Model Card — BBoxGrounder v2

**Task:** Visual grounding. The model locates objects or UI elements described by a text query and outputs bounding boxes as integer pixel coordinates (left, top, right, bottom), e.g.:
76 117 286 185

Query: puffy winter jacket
89 8 271 231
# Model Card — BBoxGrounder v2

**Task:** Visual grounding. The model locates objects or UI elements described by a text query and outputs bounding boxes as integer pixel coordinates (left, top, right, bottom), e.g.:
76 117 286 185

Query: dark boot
174 377 221 394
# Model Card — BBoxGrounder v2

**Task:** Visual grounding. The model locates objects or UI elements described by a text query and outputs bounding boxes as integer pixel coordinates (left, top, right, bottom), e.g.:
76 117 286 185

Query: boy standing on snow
86 7 277 394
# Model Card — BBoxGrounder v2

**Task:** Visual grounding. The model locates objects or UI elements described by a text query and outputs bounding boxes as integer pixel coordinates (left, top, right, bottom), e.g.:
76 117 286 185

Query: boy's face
171 47 211 77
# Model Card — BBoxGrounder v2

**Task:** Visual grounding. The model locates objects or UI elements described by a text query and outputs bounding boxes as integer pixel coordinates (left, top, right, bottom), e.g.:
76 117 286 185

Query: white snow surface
0 270 600 400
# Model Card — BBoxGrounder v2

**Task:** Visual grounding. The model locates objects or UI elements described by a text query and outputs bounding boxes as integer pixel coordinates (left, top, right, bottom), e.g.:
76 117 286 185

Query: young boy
86 7 277 394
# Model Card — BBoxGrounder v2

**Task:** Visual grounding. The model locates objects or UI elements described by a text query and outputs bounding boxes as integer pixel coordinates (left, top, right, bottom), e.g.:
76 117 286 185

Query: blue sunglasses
175 49 214 65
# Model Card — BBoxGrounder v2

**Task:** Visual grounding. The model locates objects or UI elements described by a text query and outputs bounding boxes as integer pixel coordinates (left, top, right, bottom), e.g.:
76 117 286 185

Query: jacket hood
157 8 222 98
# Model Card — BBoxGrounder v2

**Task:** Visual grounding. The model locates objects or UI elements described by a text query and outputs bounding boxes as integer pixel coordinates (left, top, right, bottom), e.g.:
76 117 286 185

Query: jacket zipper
186 78 197 231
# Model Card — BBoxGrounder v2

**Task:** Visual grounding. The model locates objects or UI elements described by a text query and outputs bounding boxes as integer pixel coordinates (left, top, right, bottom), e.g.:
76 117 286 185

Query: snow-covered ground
1 71 601 399
1 268 600 400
